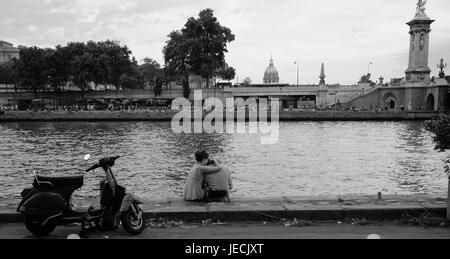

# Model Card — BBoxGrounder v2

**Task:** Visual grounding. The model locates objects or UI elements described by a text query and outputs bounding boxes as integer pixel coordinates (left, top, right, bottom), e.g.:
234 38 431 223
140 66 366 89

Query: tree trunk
183 75 190 99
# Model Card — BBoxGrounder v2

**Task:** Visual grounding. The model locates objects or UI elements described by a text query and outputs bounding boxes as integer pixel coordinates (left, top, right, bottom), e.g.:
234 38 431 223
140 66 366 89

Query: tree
140 58 161 87
243 77 252 86
163 9 235 97
0 61 15 87
154 75 163 96
119 73 140 89
71 53 95 97
85 41 110 90
213 66 236 87
99 40 133 90
425 116 450 220
184 9 235 88
15 47 50 95
11 41 147 93
164 31 193 98
45 45 71 91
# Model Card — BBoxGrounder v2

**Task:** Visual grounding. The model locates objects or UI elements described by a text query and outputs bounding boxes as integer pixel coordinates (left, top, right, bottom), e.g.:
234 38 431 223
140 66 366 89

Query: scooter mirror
84 154 91 161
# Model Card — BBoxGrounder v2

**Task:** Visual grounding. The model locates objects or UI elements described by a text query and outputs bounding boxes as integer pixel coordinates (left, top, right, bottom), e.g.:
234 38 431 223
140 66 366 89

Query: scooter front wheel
121 207 145 235
25 216 57 236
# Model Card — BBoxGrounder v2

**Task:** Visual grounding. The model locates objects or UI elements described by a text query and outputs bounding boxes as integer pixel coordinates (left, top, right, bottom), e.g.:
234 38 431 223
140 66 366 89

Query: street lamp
294 60 299 86
437 58 447 78
367 61 373 74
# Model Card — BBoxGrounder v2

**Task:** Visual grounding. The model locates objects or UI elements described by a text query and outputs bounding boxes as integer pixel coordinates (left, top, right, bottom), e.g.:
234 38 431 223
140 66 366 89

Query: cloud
1 0 449 84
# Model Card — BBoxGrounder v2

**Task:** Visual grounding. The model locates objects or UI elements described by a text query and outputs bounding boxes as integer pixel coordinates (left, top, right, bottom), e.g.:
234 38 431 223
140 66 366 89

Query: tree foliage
425 116 450 177
163 31 193 98
11 40 150 93
14 47 52 94
425 116 450 151
0 61 16 85
140 58 161 85
163 8 235 96
213 66 236 86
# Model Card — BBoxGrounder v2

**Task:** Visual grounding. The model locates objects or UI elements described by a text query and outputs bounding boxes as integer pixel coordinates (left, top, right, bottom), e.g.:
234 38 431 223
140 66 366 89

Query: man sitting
203 159 233 203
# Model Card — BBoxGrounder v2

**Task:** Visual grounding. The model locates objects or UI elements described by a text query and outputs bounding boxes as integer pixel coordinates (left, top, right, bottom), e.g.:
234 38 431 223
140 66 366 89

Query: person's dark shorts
205 190 229 202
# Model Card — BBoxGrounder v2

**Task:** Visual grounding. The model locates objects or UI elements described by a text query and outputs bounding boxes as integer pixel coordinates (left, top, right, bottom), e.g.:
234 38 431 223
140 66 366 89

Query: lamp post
437 58 447 78
335 92 338 112
294 60 299 86
367 61 373 74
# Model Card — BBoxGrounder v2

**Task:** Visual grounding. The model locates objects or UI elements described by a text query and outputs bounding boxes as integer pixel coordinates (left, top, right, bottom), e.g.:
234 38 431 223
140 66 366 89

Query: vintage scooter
17 155 146 237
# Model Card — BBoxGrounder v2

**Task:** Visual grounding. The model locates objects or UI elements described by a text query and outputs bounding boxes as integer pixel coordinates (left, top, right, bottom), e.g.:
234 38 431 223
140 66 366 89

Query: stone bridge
0 86 364 108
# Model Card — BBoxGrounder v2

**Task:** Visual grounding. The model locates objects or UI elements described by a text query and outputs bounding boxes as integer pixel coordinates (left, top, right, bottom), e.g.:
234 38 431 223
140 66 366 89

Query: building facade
0 41 19 63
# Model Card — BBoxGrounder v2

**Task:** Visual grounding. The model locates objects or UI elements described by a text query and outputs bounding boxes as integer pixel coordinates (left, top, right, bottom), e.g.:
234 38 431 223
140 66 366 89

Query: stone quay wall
0 110 442 122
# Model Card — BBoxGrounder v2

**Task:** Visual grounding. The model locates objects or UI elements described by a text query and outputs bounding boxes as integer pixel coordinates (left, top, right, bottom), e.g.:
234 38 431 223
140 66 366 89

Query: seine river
0 121 447 200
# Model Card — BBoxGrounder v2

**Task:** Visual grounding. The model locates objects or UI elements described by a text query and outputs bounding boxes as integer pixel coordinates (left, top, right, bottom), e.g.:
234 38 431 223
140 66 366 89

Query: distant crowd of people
0 104 18 112
0 103 173 113
0 102 425 113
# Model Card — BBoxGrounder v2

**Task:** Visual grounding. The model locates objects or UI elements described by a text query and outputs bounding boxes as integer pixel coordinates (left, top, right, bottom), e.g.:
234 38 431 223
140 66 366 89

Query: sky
1 0 449 85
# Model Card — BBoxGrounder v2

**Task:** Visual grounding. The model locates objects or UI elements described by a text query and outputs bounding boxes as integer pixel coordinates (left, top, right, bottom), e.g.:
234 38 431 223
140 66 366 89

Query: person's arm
228 171 233 190
198 165 222 175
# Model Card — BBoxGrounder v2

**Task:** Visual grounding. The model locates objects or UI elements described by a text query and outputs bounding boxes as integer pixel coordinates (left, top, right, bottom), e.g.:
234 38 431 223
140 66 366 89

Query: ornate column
405 2 434 83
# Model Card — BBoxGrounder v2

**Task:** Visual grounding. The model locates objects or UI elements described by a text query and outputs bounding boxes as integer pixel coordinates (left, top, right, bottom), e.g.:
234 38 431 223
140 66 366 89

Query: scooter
17 155 146 237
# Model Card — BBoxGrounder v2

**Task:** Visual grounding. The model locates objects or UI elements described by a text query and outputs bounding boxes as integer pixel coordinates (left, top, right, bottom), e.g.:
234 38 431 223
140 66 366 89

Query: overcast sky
1 0 449 84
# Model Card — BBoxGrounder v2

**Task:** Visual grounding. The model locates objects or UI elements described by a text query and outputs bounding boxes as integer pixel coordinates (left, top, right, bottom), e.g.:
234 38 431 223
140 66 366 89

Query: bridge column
405 11 434 83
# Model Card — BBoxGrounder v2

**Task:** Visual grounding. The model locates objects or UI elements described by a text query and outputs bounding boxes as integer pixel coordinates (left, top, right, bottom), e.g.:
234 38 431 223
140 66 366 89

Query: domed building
263 56 280 84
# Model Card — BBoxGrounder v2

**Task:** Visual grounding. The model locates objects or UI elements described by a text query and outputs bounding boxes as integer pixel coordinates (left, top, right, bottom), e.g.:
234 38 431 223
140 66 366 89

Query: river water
0 121 447 200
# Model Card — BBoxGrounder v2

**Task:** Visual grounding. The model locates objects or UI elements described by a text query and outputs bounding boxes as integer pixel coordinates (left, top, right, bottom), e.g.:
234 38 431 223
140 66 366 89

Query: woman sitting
184 151 222 201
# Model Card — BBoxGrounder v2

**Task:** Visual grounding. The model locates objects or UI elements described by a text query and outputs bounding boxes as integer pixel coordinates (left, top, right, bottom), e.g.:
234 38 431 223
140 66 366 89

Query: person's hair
195 151 209 163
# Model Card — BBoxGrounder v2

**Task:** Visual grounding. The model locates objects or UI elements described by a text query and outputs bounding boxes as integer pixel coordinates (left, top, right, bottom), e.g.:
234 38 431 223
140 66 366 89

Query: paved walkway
1 194 447 223
2 222 450 239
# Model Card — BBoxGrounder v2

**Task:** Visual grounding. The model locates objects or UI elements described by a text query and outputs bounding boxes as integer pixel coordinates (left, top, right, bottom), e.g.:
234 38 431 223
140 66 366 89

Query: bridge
0 86 365 110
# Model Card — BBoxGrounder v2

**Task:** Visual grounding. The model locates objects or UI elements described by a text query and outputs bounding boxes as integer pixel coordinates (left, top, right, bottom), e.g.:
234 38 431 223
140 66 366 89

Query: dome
263 57 280 84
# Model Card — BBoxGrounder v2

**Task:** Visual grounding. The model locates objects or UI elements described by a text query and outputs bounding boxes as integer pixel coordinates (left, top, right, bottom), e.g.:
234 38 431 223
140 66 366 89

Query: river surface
0 121 447 200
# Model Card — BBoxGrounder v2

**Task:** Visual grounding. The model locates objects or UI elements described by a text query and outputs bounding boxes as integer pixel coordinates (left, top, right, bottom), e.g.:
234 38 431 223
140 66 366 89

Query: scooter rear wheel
25 216 57 236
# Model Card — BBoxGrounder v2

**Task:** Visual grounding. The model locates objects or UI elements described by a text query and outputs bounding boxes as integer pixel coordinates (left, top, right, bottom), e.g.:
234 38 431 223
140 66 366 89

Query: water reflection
390 121 444 194
0 121 447 200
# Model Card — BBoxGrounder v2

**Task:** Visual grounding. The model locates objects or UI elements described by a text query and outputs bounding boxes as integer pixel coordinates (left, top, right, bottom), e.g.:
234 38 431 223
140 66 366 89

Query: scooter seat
36 175 84 190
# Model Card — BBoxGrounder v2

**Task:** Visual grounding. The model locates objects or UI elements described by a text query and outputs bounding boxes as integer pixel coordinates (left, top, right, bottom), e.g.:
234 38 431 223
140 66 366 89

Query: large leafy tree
164 9 235 97
425 116 450 220
71 52 95 97
186 9 235 88
99 40 133 90
85 41 109 90
14 47 50 95
139 58 164 95
119 59 143 90
140 58 161 85
164 31 194 98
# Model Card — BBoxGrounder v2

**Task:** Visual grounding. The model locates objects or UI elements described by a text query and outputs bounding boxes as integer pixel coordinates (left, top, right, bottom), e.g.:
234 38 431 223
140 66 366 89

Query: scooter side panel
22 192 66 215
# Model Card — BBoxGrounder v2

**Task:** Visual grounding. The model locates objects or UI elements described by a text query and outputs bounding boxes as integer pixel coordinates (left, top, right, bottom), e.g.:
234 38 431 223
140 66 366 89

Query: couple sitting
184 151 233 202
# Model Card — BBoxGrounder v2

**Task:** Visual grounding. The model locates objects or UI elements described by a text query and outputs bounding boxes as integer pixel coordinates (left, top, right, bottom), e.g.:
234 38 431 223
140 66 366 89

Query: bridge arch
384 93 397 110
426 94 435 111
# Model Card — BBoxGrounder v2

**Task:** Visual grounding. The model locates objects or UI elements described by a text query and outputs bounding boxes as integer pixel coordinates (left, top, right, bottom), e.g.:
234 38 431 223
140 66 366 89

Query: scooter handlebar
85 163 100 172
85 156 120 172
